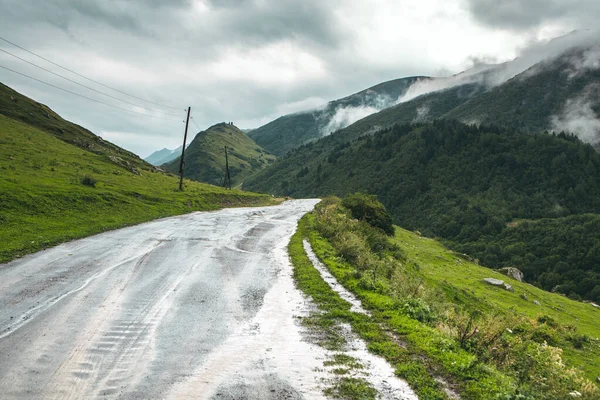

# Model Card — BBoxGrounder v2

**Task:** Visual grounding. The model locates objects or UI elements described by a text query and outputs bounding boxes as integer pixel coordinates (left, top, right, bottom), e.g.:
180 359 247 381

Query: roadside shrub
399 297 435 323
361 223 405 259
390 264 426 298
334 231 369 266
80 175 97 187
441 309 514 356
341 192 394 236
530 325 559 346
567 333 590 349
313 197 349 238
510 341 599 399
537 315 557 327
357 274 390 294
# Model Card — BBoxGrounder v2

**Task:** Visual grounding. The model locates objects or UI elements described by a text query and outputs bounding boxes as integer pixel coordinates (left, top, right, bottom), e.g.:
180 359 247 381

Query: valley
1 13 600 399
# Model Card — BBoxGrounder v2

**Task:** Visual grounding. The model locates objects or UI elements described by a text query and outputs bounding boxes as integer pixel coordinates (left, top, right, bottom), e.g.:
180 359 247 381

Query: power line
0 64 182 121
0 35 183 111
190 116 202 132
0 47 184 117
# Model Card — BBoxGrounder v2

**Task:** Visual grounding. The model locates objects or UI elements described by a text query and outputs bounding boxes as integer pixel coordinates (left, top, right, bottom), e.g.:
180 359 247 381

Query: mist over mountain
247 76 424 155
249 30 600 154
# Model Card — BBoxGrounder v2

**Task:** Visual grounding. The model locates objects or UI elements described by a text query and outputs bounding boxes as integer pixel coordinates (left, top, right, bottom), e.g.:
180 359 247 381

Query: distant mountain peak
162 122 275 187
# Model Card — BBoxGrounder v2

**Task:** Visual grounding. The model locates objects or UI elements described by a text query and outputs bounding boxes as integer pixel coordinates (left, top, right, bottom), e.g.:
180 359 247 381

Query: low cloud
275 96 327 116
322 105 381 135
413 105 430 123
319 30 600 136
396 65 493 104
318 92 398 135
565 45 600 77
550 85 600 146
397 30 600 104
465 0 600 33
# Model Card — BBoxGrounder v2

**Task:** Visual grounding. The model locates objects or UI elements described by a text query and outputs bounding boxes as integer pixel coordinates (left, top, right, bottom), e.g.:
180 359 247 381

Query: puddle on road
167 239 331 400
303 240 418 400
303 240 369 315
337 323 418 400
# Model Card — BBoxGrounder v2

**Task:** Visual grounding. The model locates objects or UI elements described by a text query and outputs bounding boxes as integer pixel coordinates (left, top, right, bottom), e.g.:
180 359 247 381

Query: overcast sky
0 0 597 157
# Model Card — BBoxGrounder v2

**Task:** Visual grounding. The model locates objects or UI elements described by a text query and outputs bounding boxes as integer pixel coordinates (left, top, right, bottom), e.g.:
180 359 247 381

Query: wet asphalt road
0 199 325 399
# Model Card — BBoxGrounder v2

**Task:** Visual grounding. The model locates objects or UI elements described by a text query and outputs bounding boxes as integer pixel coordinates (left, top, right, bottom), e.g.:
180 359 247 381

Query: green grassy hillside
248 76 425 155
294 197 599 399
163 122 275 187
245 120 600 302
393 225 600 381
0 82 152 173
0 114 275 263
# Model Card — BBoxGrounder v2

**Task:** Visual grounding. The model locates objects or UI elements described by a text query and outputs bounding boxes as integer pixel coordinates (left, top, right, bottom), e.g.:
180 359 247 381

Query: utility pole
178 106 191 191
223 145 232 190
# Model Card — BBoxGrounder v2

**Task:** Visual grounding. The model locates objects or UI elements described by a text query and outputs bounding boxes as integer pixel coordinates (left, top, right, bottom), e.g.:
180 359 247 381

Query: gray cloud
466 0 600 31
551 84 600 145
5 0 343 50
0 0 576 157
396 30 600 104
210 0 343 48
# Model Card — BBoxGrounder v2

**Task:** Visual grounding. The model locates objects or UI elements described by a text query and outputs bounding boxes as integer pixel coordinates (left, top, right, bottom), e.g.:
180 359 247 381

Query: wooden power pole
178 106 191 191
223 145 232 190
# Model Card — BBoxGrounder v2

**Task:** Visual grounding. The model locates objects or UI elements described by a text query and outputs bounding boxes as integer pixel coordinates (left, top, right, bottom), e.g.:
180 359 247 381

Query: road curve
0 199 327 399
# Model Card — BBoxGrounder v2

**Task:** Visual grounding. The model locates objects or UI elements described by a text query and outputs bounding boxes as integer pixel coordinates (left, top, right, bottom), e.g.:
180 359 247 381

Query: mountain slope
164 122 275 187
247 76 425 155
249 33 600 156
332 44 600 148
245 120 600 301
145 146 182 166
297 199 600 397
0 87 275 263
0 82 152 172
335 82 488 142
445 47 600 142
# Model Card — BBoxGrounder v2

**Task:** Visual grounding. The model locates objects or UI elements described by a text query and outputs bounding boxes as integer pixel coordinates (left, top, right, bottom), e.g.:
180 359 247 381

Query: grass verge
302 195 600 399
289 216 447 399
0 115 277 263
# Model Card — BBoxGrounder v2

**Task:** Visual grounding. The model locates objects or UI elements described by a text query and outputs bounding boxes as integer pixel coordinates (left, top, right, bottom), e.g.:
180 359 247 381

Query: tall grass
307 195 599 399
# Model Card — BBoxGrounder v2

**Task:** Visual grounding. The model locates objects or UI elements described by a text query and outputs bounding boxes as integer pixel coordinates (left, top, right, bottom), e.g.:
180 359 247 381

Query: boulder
504 283 514 292
483 278 504 287
498 267 524 282
533 300 541 306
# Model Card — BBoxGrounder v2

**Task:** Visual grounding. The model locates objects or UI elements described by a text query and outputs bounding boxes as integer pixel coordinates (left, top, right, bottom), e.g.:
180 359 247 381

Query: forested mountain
247 76 425 155
163 122 275 187
250 33 600 156
336 81 488 142
245 120 600 301
145 146 182 166
445 47 600 139
317 45 600 149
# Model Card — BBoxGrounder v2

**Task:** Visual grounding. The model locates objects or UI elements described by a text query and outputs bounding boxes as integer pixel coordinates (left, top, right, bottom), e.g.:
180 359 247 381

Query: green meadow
0 115 276 263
